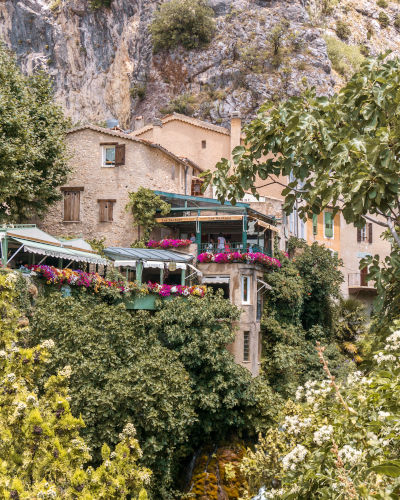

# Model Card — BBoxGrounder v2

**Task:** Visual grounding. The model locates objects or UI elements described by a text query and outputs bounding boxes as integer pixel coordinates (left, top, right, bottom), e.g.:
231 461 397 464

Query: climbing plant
125 187 171 245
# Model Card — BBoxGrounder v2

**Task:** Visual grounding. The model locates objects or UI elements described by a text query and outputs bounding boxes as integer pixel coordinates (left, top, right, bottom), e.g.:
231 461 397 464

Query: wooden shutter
99 200 114 222
64 191 80 221
324 212 333 237
312 214 317 235
361 266 368 286
357 228 361 242
115 144 125 165
191 179 203 196
368 223 373 243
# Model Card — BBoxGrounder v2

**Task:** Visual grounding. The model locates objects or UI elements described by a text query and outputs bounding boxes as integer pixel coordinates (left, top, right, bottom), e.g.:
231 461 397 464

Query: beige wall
198 261 265 376
36 128 206 247
339 214 391 311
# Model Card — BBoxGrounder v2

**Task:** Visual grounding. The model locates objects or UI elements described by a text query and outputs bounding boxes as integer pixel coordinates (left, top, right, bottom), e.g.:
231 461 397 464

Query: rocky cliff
0 0 397 129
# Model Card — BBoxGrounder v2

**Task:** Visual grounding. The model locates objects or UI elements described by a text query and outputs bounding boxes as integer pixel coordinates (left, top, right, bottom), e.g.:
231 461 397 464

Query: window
202 140 206 149
61 187 83 222
102 144 125 167
243 331 250 361
191 178 203 196
324 212 333 238
242 276 251 304
312 214 318 235
98 199 116 222
192 168 196 176
357 224 372 243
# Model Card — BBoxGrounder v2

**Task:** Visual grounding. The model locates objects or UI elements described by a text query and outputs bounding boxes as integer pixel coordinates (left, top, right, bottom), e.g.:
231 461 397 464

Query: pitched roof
131 112 231 137
67 124 203 172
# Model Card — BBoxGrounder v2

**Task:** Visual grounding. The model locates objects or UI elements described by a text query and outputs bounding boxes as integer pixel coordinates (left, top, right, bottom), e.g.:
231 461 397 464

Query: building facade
36 125 210 247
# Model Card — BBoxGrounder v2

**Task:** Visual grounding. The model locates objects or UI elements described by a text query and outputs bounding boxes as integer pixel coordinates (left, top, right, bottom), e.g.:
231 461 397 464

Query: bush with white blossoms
0 271 151 499
241 321 400 499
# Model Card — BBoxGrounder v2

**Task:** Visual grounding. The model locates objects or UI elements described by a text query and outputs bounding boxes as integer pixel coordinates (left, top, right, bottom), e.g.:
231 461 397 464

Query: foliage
334 297 368 363
335 20 351 40
378 11 390 27
160 93 196 116
241 334 400 499
89 0 112 10
28 288 275 497
203 53 400 319
395 14 400 29
125 187 171 244
377 0 388 7
149 0 215 52
0 271 151 499
266 19 290 67
323 36 364 80
85 237 107 257
130 83 147 100
0 42 71 223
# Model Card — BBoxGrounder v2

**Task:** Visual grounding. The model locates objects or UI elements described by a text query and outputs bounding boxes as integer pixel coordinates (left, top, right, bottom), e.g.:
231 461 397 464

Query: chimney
135 116 144 130
152 118 163 144
230 111 242 163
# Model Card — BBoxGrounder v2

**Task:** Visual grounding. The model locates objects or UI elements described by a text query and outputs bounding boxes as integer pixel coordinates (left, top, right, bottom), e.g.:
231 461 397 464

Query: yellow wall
306 211 341 256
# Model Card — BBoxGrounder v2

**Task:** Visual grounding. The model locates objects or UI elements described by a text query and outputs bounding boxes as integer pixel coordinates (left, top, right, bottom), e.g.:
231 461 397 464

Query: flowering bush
29 265 206 299
241 327 400 499
146 238 192 249
197 252 281 268
148 282 206 297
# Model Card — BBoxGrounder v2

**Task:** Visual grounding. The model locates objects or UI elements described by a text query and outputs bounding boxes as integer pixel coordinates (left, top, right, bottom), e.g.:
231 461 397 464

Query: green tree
0 271 151 499
149 0 215 52
202 52 400 317
334 296 368 363
125 187 171 245
0 43 71 223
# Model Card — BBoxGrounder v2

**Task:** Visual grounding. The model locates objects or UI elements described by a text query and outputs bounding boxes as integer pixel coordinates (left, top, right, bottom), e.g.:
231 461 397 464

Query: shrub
266 19 290 55
89 0 112 10
130 83 147 99
160 93 196 115
359 43 369 56
323 35 365 80
335 20 351 40
395 14 400 29
149 0 215 52
377 0 388 7
379 11 390 27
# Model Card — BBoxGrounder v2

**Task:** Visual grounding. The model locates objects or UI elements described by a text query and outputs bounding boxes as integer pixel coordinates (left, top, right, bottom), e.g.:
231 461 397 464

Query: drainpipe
185 166 189 196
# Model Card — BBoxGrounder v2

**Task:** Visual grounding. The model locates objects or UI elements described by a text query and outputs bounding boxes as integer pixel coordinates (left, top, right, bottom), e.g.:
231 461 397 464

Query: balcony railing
198 242 272 257
348 273 374 288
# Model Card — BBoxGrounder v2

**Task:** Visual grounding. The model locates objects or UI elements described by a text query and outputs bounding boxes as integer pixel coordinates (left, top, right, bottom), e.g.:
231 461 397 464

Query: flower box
115 293 188 310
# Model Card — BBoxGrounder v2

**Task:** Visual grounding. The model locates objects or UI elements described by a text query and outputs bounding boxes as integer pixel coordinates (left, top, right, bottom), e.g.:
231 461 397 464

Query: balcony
348 272 376 293
198 242 273 257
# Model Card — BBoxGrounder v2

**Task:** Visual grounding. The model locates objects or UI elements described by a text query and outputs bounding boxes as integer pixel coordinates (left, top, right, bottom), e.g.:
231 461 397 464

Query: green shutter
324 212 333 237
312 214 318 235
334 251 338 259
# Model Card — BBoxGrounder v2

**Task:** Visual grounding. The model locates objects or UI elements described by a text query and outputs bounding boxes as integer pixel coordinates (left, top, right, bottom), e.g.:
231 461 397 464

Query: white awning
257 279 272 291
187 263 203 277
113 260 137 267
202 276 230 284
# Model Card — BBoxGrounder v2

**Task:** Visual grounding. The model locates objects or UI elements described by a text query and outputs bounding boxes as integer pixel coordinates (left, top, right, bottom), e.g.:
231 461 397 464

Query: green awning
13 238 107 265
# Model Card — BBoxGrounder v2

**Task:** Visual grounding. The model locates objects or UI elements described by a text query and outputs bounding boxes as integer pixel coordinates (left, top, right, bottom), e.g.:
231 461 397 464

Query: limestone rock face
1 0 395 129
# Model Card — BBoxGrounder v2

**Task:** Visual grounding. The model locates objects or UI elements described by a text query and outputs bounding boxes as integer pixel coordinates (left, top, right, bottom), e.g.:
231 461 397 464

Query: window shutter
312 214 317 235
115 144 125 165
361 266 368 286
191 179 203 196
368 223 373 243
357 228 361 242
64 191 80 221
333 251 338 260
99 201 114 222
324 212 333 237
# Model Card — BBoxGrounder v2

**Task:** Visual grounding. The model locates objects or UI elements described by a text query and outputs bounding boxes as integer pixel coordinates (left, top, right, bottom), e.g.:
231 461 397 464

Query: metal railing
198 242 272 257
348 272 373 288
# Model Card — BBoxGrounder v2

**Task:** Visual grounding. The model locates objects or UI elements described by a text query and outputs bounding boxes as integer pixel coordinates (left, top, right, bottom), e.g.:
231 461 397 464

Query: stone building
36 124 210 247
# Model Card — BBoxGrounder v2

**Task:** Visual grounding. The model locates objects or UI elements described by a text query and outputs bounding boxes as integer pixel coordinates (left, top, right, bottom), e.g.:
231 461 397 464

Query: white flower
171 286 177 293
313 425 333 445
338 445 363 466
110 452 117 459
27 395 37 405
58 365 72 378
7 373 16 383
71 438 88 452
378 411 391 421
139 471 152 485
119 422 136 439
295 386 303 400
0 351 7 359
15 402 27 416
347 371 363 386
282 444 308 470
41 339 55 350
373 352 397 365
104 460 111 468
262 488 286 499
282 415 312 435
385 330 400 351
